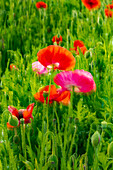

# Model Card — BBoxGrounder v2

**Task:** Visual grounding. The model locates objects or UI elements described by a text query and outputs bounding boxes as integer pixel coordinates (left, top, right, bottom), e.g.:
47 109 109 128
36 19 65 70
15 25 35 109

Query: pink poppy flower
54 70 96 94
32 61 48 75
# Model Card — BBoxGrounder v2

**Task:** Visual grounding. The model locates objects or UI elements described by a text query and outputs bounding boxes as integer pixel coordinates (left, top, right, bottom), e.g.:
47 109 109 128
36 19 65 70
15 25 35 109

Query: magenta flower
32 61 48 75
54 70 96 94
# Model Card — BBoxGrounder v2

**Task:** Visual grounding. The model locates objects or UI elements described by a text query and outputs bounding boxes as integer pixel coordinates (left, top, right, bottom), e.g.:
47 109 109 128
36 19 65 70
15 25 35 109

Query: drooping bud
48 155 58 168
91 131 100 147
108 142 113 158
85 51 92 59
13 135 20 144
101 121 107 130
8 115 19 127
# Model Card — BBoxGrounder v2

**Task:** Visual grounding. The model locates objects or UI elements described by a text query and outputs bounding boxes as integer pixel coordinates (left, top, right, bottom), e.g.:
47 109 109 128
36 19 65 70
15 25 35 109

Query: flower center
47 62 60 69
18 110 24 119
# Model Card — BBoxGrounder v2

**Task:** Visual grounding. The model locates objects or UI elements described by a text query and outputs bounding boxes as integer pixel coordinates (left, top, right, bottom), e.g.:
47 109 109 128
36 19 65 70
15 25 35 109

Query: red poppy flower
105 9 113 17
36 1 47 9
34 85 70 105
7 103 34 129
70 40 87 55
106 3 113 9
37 45 76 71
10 64 18 71
81 0 101 10
52 35 62 45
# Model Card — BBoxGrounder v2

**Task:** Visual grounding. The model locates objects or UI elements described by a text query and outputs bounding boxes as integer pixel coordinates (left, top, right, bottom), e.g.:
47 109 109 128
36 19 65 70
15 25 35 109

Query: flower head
37 45 76 71
54 70 96 94
52 35 62 45
105 9 113 17
10 64 18 71
36 1 47 9
81 0 101 10
32 61 48 75
70 40 87 55
34 85 70 105
7 103 34 129
106 3 113 9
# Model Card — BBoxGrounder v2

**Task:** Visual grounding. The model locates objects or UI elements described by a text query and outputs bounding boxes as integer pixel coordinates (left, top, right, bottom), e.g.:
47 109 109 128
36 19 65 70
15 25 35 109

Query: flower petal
8 106 19 118
23 103 34 119
54 70 96 93
81 0 101 10
37 45 76 71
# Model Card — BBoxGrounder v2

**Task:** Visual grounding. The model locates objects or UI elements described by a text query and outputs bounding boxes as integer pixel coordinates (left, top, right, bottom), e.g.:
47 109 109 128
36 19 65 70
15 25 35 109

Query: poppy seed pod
91 131 100 147
48 155 58 168
8 115 19 127
43 91 48 99
108 142 113 158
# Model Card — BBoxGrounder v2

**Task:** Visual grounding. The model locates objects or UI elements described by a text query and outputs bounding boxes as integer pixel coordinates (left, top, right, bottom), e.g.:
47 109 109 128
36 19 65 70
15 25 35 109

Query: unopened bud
8 115 19 127
48 155 58 168
91 131 100 147
101 121 107 129
13 135 20 144
108 142 113 158
85 51 91 59
97 17 103 25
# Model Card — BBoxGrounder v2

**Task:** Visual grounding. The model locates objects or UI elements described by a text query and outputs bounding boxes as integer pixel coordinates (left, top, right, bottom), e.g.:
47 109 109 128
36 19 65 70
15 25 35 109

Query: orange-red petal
81 0 101 10
37 45 76 71
55 91 71 105
8 106 19 118
34 85 58 104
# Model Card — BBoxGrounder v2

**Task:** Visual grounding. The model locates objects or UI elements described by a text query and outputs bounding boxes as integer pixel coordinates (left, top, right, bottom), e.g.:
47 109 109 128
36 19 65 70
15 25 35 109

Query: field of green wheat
1 0 113 169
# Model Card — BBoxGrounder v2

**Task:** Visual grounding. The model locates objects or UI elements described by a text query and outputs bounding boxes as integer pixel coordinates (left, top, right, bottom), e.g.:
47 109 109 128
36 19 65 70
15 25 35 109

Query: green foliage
1 0 113 169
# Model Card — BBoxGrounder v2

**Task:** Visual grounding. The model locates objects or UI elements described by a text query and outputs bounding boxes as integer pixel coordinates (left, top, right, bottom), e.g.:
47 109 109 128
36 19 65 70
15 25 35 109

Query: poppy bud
91 131 100 147
74 118 79 125
13 135 20 144
53 119 56 125
85 51 91 59
8 115 19 127
108 142 113 158
109 36 113 51
57 34 60 38
101 121 107 129
97 16 103 25
48 155 58 168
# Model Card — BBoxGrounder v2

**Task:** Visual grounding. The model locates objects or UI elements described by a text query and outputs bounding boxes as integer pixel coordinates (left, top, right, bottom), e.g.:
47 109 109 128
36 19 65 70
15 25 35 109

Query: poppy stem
14 128 17 136
40 99 46 168
21 124 26 159
69 86 74 116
